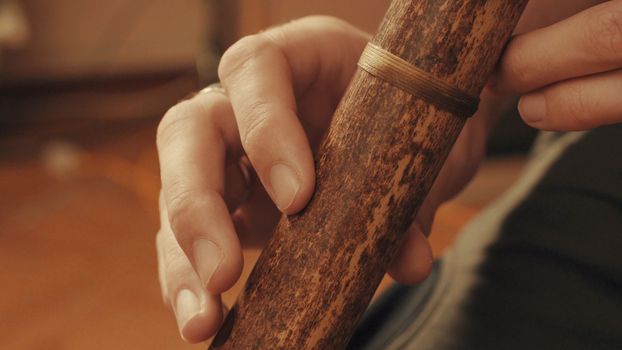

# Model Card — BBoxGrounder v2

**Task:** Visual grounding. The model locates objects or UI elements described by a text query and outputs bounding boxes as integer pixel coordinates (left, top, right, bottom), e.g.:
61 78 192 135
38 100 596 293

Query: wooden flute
210 0 528 348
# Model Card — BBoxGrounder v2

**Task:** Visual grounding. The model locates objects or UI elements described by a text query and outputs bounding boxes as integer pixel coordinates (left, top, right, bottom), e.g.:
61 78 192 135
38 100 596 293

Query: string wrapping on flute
357 43 480 118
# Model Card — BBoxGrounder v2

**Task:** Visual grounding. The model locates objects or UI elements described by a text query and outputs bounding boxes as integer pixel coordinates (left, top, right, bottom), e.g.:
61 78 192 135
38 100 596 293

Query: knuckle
166 185 197 241
300 15 356 34
157 101 197 149
261 25 289 46
157 229 193 295
589 6 622 59
218 34 274 81
164 253 192 281
166 186 224 244
239 100 273 150
307 15 349 27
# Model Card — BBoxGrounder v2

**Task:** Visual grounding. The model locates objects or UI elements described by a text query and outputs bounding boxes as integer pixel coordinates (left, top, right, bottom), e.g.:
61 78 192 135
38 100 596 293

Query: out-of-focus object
196 0 390 84
0 0 29 54
234 0 389 38
2 0 207 83
0 0 211 125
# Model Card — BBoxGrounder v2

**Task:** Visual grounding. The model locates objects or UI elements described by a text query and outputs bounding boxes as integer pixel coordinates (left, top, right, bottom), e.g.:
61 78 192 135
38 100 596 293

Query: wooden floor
0 119 525 349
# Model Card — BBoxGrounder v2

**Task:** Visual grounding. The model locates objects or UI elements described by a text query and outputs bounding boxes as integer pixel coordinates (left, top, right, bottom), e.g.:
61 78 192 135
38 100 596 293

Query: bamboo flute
210 1 528 348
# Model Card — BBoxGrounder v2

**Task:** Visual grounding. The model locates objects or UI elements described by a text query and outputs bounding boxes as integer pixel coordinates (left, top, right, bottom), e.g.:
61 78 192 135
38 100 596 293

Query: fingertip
234 118 316 216
267 163 302 213
389 229 434 285
179 295 224 343
268 160 316 215
518 93 547 127
166 192 244 294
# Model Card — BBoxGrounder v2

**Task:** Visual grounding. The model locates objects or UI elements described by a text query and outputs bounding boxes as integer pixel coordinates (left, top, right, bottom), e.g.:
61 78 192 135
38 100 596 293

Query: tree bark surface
210 1 528 349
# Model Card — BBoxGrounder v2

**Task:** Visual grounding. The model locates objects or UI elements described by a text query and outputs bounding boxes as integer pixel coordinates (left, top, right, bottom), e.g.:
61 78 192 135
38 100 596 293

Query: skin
155 0 619 342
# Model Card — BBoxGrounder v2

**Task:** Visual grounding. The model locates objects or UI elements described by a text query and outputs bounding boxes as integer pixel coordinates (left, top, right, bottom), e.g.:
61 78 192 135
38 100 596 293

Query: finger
425 112 487 208
156 227 170 304
156 225 223 343
157 93 243 294
389 225 434 285
386 105 491 284
518 68 622 130
218 16 369 214
499 1 622 93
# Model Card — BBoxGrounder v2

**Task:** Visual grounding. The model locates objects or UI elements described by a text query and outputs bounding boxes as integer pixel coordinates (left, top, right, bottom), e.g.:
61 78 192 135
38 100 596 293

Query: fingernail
269 163 300 211
175 289 200 331
193 239 223 287
519 93 546 124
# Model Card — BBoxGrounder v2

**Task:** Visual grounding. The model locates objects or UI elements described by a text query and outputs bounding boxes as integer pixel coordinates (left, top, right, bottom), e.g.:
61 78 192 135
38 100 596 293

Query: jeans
349 125 622 350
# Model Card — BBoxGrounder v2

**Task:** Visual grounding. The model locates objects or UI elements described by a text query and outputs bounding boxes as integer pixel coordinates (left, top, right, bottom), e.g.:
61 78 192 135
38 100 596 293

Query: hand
155 16 502 343
497 0 621 130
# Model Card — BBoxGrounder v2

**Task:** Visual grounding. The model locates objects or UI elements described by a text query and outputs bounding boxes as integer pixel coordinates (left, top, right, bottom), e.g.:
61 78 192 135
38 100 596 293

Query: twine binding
357 43 479 118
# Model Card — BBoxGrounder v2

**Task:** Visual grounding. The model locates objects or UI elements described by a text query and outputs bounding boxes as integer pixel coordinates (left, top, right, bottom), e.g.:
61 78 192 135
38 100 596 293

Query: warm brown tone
210 1 528 349
0 119 525 349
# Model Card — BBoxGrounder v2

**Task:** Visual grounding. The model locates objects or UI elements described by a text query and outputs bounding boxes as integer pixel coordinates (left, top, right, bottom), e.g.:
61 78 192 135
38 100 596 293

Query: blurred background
0 1 535 349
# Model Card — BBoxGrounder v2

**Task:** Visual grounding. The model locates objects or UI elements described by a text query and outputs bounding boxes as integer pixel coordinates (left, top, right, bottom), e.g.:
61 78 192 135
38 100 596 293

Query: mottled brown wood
210 1 528 349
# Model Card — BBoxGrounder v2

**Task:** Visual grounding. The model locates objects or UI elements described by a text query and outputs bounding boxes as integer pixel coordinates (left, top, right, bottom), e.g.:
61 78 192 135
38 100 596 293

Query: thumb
388 199 436 285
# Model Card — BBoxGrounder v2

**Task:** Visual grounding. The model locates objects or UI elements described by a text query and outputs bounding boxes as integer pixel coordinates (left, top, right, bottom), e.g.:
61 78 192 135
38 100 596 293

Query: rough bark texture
210 1 528 349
